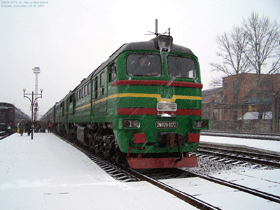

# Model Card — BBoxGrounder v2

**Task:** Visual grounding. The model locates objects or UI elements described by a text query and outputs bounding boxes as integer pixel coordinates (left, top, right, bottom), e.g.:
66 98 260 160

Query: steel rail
201 131 280 141
60 134 220 209
127 168 221 210
56 133 280 207
197 146 280 168
187 171 280 204
0 132 14 140
199 145 280 160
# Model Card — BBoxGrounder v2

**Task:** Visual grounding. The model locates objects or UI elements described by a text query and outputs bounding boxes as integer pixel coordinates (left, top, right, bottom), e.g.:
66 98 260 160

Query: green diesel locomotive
41 35 208 169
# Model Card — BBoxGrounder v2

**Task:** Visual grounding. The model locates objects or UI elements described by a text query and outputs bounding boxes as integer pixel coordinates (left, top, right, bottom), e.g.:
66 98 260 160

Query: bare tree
243 12 280 75
210 26 251 77
243 12 280 119
210 26 251 120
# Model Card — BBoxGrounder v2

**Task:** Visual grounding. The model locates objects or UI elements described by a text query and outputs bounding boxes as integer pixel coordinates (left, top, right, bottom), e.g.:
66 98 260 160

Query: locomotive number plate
155 121 177 129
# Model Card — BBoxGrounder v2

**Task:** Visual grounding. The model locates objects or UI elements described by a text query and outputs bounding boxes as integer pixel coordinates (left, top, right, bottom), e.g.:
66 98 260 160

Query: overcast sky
1 0 280 117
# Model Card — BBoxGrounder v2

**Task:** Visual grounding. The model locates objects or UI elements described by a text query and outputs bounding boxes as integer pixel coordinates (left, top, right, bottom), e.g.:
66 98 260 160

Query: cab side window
109 63 117 82
60 102 64 117
87 82 91 95
79 89 83 99
94 77 98 99
100 72 105 96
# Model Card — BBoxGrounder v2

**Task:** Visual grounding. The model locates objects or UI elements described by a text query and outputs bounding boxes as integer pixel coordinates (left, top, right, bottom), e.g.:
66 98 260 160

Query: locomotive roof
85 36 195 82
72 35 196 94
0 102 15 108
112 35 195 57
0 102 29 119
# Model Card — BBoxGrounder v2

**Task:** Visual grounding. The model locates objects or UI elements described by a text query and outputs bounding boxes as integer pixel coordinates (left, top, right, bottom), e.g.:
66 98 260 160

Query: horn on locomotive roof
145 19 170 37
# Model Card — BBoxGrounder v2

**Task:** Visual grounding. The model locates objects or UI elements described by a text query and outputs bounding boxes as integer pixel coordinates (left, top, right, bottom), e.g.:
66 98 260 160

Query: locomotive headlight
124 120 140 128
7 125 11 130
157 35 173 52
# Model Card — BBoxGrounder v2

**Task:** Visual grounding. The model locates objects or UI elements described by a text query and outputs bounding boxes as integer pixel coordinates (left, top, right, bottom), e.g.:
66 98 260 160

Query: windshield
127 54 161 76
167 56 196 79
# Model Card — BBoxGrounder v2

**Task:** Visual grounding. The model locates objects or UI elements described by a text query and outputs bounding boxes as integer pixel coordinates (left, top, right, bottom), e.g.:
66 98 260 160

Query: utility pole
33 67 40 121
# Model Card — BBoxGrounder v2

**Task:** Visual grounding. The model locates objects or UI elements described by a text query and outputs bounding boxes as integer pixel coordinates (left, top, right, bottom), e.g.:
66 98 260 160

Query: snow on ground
0 133 196 210
1 133 280 209
161 175 280 210
200 135 280 155
195 134 280 209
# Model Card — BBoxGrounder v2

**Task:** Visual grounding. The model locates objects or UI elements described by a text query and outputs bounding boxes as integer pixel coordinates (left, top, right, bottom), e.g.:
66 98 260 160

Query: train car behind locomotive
0 102 30 135
42 34 208 169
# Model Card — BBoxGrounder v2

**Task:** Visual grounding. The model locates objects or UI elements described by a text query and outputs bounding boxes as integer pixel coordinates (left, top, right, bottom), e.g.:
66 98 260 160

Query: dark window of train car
88 82 91 94
100 72 105 96
109 63 117 82
79 89 83 99
167 56 196 78
84 85 87 96
61 102 64 117
100 72 105 87
70 94 75 114
127 54 161 76
70 94 74 103
94 77 98 99
70 95 72 103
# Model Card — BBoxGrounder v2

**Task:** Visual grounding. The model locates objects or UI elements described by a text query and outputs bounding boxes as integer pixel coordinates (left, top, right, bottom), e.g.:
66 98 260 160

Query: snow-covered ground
0 133 280 209
200 135 280 155
0 133 197 210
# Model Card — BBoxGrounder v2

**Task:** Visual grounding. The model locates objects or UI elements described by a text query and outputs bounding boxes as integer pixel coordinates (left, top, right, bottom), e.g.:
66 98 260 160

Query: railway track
127 168 221 210
183 170 280 204
58 134 280 209
0 132 14 140
57 134 221 209
196 145 280 168
137 167 280 205
201 131 280 141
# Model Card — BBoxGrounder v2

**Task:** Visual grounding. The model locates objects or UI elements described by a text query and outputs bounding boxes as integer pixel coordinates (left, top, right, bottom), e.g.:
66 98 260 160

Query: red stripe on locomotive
112 80 203 88
117 108 202 116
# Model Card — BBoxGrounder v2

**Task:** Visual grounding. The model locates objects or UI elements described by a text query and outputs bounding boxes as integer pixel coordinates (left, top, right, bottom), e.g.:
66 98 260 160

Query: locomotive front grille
157 102 177 112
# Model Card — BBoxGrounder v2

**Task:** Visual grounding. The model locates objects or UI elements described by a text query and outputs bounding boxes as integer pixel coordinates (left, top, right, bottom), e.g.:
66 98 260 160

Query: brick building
202 88 223 120
202 73 280 132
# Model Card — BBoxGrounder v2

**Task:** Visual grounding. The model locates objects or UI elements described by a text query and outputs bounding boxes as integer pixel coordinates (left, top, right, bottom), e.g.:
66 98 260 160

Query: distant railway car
40 105 55 124
0 102 30 135
42 35 208 169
